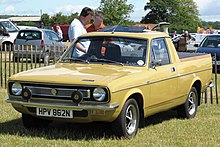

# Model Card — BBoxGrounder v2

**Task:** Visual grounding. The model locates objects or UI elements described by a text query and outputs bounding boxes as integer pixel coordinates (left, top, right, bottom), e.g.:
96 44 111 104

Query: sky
0 0 220 22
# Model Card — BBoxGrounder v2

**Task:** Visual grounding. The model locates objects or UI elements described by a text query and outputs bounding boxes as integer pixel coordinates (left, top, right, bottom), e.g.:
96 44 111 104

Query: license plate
36 108 73 118
212 61 220 65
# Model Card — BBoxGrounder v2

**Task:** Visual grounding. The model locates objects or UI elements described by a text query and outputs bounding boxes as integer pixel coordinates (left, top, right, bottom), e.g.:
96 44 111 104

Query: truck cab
0 19 19 50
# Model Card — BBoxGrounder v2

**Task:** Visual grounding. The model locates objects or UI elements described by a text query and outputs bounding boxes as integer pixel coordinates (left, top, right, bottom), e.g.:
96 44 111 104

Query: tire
13 56 20 62
111 98 140 138
2 42 13 51
22 113 51 129
177 87 198 119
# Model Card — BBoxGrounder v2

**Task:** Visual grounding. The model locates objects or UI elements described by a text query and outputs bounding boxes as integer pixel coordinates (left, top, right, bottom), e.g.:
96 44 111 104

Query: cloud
54 5 96 16
194 0 220 16
0 5 15 14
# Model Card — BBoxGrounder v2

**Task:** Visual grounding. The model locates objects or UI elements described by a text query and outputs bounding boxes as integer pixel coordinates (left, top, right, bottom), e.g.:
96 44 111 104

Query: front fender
111 88 144 119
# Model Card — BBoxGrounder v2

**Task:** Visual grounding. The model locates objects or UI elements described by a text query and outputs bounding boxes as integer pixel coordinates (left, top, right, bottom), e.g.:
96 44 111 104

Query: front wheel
2 42 13 51
177 87 198 119
111 98 140 138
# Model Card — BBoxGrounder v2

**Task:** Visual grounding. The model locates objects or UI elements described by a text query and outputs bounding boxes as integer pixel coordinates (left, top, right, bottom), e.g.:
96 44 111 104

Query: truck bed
177 52 209 61
178 52 208 59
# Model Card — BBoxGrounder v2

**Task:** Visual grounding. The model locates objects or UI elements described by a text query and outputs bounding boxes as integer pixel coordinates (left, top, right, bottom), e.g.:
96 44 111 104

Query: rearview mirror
194 44 199 47
3 30 10 36
0 30 10 36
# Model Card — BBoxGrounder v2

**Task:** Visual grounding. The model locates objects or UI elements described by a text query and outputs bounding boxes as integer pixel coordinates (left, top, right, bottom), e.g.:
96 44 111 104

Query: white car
0 19 19 50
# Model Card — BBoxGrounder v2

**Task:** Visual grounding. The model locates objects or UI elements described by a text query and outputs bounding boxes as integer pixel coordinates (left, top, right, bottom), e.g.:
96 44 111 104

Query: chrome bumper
5 98 119 111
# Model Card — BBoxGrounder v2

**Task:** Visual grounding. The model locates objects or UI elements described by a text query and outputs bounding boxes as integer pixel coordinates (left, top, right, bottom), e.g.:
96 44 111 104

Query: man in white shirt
68 7 94 57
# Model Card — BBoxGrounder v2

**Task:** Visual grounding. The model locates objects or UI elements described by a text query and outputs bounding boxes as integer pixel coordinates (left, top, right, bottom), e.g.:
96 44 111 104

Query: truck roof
81 31 169 40
80 25 170 39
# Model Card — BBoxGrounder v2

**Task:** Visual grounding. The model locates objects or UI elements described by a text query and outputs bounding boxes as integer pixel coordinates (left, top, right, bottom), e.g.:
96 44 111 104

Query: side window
150 38 170 66
50 32 59 41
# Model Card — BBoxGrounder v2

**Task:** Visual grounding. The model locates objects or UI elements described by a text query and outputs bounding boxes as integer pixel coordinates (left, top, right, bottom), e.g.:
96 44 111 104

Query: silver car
14 28 66 63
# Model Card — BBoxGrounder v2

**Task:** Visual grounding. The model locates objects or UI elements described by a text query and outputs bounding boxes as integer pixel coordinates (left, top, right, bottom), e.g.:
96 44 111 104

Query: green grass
1 87 220 146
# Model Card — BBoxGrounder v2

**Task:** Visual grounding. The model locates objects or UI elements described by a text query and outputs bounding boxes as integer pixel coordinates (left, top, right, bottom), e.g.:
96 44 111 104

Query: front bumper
5 98 119 111
6 98 120 122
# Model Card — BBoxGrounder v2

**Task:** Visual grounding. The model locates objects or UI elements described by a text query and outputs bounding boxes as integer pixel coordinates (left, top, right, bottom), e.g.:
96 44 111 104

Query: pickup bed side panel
176 55 212 103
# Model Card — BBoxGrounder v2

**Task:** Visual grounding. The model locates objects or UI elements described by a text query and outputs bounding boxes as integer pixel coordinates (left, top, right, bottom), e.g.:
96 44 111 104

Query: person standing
85 11 105 32
68 7 94 57
56 26 63 40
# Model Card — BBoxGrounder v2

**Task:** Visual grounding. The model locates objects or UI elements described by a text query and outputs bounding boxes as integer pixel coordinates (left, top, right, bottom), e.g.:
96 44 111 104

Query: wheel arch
2 41 14 51
127 92 145 128
2 40 13 45
191 80 202 106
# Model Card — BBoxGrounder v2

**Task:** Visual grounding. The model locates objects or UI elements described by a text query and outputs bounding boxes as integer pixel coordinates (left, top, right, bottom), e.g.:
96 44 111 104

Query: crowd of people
171 30 194 52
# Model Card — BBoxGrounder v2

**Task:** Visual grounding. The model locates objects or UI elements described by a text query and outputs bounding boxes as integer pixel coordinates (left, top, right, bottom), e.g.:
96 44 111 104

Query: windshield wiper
62 58 89 64
89 57 124 66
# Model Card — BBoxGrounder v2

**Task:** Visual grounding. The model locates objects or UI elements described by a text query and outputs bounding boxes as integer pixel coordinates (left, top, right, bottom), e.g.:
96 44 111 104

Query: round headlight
11 82 22 96
93 87 106 102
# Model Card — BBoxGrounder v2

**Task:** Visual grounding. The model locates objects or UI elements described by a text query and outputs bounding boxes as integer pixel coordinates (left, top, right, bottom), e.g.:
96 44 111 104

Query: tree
41 13 50 27
41 12 78 29
97 0 134 25
141 0 201 32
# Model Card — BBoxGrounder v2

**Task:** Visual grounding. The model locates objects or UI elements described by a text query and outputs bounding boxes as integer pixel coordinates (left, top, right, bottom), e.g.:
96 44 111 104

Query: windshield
201 35 220 48
0 21 19 32
61 36 148 66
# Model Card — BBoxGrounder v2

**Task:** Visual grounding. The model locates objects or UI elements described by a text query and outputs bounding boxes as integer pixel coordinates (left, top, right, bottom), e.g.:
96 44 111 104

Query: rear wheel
22 113 51 129
111 98 140 138
177 87 198 119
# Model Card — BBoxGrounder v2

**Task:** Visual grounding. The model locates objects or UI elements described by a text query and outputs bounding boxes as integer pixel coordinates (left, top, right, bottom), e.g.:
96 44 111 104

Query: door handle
171 67 176 72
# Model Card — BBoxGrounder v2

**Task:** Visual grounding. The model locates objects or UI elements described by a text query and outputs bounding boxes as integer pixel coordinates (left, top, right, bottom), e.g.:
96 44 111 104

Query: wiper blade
62 58 89 64
89 57 124 66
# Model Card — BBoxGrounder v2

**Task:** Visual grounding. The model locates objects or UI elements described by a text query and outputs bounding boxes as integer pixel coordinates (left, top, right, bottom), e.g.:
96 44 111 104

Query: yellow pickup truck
6 26 212 138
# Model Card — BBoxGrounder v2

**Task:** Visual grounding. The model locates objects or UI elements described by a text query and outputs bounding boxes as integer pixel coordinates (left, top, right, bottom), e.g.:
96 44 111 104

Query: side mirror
3 30 10 36
151 59 162 70
0 30 9 36
58 38 63 42
194 44 199 47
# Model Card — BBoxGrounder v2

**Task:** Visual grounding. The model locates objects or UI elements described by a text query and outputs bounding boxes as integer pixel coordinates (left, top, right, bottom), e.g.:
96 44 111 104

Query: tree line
1 0 219 33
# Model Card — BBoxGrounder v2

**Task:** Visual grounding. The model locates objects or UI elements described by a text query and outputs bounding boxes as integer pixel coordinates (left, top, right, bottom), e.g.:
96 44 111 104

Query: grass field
0 86 220 146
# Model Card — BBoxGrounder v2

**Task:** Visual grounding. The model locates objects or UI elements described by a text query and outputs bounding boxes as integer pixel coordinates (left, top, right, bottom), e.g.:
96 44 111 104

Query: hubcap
125 104 137 135
188 91 196 115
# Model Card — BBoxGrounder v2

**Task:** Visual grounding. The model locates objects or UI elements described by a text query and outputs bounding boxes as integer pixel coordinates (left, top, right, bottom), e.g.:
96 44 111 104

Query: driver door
148 38 178 111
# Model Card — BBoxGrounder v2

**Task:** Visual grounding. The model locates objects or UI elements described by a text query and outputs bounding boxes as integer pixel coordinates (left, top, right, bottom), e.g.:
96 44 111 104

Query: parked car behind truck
0 19 19 50
6 26 212 138
195 34 220 72
14 28 66 64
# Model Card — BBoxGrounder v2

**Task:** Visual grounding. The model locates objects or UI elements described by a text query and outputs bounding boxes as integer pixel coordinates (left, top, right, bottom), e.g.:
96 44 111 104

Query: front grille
26 86 90 100
8 82 110 103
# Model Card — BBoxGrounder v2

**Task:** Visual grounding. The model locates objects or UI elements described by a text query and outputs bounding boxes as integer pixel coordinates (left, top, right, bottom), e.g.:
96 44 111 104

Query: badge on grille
51 88 57 96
